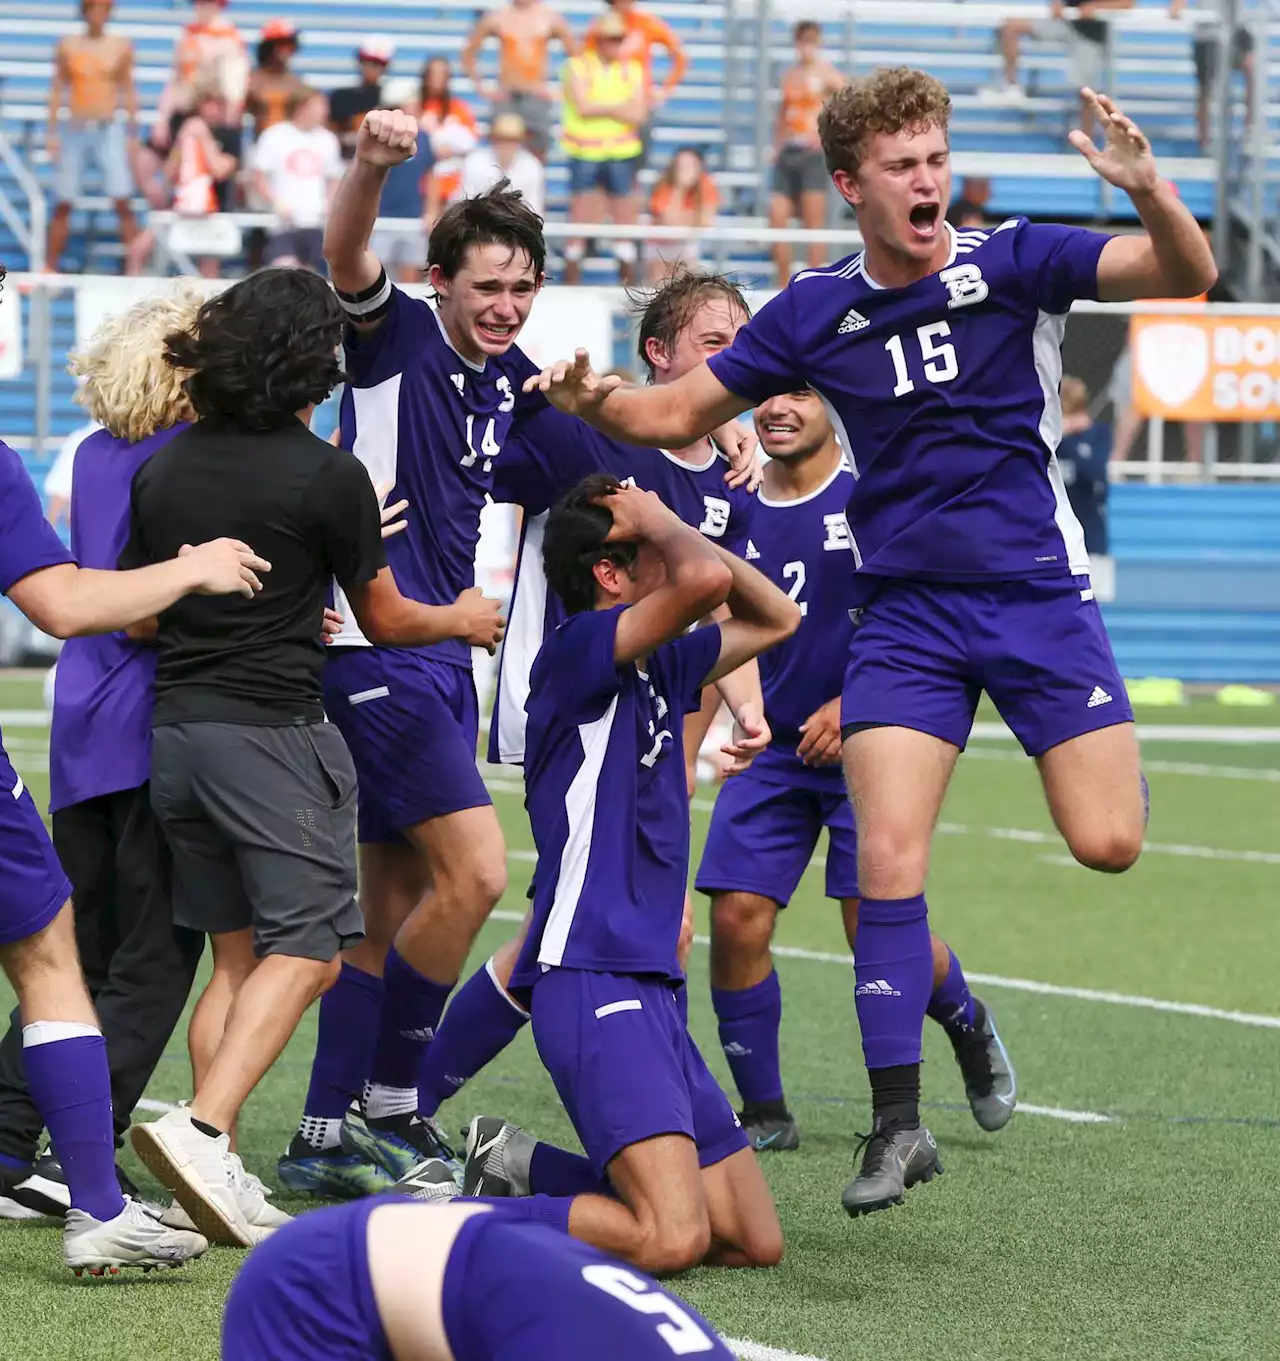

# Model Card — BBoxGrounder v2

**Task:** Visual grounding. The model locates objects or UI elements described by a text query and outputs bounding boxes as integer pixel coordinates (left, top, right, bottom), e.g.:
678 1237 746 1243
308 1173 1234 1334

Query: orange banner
1130 314 1280 421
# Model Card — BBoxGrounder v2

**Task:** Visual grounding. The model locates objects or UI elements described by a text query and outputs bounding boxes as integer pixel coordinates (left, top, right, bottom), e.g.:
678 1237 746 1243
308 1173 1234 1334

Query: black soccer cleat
948 998 1017 1132
842 1124 942 1218
7 1151 143 1219
460 1117 535 1198
742 1108 801 1153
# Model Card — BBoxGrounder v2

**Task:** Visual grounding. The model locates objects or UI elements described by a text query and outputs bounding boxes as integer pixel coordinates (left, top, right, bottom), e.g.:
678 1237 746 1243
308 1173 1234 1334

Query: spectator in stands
45 0 140 274
369 79 436 283
462 0 576 160
44 414 101 530
458 111 546 216
157 0 247 136
562 10 646 284
769 19 844 286
250 88 343 271
1057 376 1112 554
591 0 687 159
418 57 481 229
989 0 1133 135
647 144 717 280
329 37 397 161
946 175 992 229
246 20 306 138
1171 0 1254 151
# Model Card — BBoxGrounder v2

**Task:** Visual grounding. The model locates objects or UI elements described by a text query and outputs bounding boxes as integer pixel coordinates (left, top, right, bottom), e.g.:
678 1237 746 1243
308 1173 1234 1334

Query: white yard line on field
965 745 1280 782
728 1340 827 1361
1016 1104 1113 1125
969 720 1280 744
134 1097 179 1113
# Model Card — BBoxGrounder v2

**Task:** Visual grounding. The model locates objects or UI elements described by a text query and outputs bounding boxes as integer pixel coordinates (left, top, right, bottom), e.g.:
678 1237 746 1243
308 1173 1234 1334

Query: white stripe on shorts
594 999 643 1020
10 774 23 800
348 686 391 706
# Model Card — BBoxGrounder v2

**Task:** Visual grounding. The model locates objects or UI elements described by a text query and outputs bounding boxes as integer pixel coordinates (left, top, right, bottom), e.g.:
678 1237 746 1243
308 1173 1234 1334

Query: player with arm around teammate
698 389 1013 1170
402 478 794 1275
223 1198 736 1361
521 69 1214 1215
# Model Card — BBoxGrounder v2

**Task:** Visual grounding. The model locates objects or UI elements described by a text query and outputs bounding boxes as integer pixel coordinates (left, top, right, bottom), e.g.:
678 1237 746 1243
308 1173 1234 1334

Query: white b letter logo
940 263 989 311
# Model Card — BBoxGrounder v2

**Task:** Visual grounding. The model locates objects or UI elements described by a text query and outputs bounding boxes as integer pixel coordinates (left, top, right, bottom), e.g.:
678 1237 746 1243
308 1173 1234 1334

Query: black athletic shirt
121 420 385 727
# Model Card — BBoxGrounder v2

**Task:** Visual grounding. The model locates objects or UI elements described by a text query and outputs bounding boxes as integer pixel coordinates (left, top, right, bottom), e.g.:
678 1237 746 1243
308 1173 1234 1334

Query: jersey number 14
884 321 959 397
461 415 501 472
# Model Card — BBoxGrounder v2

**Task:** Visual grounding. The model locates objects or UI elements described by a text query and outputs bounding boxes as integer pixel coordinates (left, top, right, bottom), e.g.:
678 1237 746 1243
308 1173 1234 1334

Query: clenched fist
356 109 420 168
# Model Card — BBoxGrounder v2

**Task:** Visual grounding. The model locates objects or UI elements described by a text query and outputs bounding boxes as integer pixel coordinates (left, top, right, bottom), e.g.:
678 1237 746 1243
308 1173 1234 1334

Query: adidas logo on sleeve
838 307 869 335
745 540 760 561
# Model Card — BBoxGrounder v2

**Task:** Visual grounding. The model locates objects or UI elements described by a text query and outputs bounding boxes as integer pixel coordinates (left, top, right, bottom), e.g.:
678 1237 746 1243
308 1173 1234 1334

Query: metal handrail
0 129 45 272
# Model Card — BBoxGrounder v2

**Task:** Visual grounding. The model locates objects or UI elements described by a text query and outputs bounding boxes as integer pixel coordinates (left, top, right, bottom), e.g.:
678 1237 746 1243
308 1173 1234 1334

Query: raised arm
700 541 801 685
324 110 420 302
1070 90 1217 300
523 350 752 450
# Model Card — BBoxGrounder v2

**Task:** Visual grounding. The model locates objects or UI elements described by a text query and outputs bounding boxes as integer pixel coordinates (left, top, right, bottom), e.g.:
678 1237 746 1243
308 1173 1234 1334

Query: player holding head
223 1199 737 1360
393 270 765 1131
522 69 1212 1214
697 390 1014 1162
403 477 795 1274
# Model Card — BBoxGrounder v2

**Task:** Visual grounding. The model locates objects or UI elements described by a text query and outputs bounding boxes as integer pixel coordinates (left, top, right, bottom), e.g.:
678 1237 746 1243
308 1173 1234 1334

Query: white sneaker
160 1167 291 1238
978 81 1028 104
131 1108 257 1247
64 1196 208 1276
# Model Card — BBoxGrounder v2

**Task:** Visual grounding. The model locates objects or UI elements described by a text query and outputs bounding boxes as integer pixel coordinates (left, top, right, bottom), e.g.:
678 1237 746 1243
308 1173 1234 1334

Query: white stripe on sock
22 1021 101 1047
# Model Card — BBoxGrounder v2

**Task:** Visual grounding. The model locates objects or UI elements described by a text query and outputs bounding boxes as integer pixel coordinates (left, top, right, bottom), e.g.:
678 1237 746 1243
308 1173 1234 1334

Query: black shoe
6 1151 141 1218
460 1117 535 1197
347 1111 461 1182
948 999 1017 1132
395 1157 461 1202
741 1107 801 1153
841 1124 941 1218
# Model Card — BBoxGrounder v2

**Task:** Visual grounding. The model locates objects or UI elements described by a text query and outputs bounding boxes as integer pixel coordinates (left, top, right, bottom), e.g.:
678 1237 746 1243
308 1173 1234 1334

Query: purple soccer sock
853 896 933 1071
711 971 785 1109
926 947 977 1033
472 1194 573 1236
367 948 454 1119
417 959 529 1118
530 1141 610 1196
0 1151 28 1174
22 1024 124 1223
303 962 384 1120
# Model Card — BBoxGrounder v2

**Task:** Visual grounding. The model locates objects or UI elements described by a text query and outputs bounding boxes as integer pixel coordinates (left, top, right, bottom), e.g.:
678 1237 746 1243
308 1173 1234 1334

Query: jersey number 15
885 321 959 397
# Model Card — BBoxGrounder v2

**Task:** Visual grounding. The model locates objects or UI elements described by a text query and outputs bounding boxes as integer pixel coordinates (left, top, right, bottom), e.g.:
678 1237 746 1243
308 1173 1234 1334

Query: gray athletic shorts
150 721 363 961
773 145 829 204
497 91 555 158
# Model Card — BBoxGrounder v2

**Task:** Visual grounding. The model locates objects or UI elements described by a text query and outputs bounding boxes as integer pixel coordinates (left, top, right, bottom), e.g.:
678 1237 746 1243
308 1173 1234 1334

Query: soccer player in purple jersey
697 389 1013 1163
399 478 794 1275
521 70 1216 1215
222 1198 737 1361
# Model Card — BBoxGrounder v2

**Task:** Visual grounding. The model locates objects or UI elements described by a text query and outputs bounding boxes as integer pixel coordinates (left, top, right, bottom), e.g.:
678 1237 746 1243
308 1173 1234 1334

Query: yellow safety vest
560 52 644 162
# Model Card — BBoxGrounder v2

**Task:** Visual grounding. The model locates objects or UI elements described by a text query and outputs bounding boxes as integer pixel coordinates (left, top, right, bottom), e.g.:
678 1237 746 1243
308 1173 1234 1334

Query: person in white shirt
456 111 545 217
43 420 101 530
250 86 343 270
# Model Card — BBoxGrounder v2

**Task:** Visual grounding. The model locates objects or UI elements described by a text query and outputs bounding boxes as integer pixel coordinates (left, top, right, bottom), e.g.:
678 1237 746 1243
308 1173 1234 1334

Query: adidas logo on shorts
722 1041 751 1057
855 978 901 998
838 307 870 335
1086 686 1113 709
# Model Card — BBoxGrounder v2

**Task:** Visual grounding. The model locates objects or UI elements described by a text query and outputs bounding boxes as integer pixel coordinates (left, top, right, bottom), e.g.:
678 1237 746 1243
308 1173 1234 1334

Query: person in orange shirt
461 0 576 160
769 20 845 286
418 58 480 228
589 0 687 161
46 0 139 271
246 19 306 139
647 145 718 280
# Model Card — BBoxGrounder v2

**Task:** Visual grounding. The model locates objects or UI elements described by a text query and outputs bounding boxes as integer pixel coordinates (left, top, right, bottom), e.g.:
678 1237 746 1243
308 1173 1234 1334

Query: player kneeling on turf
400 476 797 1273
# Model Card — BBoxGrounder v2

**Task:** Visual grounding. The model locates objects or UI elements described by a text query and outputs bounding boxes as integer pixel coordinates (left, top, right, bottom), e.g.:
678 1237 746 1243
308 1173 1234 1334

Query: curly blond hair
818 67 951 177
69 284 204 443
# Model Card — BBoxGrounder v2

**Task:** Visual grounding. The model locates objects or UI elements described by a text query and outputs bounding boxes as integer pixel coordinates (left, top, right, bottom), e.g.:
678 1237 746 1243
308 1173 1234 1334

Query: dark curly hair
543 474 639 616
427 180 546 284
164 268 345 432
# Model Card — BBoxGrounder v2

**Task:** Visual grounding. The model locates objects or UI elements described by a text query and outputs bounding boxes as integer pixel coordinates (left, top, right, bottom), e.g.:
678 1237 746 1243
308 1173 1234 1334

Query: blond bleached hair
69 284 204 443
818 66 951 177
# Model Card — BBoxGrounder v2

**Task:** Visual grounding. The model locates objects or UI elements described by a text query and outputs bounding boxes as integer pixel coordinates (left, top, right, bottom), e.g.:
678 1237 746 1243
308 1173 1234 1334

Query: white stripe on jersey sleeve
1031 310 1090 577
330 373 404 648
494 511 550 765
539 695 620 969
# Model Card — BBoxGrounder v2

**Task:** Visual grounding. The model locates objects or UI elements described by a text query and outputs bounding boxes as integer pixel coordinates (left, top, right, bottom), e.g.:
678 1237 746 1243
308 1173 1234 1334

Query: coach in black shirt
124 268 504 1247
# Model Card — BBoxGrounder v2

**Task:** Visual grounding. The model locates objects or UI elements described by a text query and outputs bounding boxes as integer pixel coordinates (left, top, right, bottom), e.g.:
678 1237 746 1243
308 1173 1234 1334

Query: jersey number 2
885 322 958 397
581 1264 718 1355
782 560 808 616
462 415 501 472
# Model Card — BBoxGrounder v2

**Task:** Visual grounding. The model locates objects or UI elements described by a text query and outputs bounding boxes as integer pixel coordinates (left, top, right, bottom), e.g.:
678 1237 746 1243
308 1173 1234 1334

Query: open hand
374 480 409 539
797 697 843 766
179 538 271 599
1069 89 1161 196
521 348 622 418
357 109 419 168
721 703 771 776
451 585 505 654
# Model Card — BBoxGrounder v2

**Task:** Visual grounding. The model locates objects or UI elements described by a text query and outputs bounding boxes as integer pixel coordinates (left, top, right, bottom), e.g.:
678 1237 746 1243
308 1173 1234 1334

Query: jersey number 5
462 415 501 472
885 322 958 397
581 1264 718 1355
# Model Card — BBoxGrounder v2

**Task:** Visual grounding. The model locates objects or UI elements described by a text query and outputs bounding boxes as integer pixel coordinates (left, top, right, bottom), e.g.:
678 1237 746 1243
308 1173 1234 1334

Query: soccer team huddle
0 64 1215 1361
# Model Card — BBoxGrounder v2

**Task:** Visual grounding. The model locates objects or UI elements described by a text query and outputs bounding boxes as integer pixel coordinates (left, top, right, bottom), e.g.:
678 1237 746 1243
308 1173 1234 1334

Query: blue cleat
276 1142 396 1199
340 1104 462 1183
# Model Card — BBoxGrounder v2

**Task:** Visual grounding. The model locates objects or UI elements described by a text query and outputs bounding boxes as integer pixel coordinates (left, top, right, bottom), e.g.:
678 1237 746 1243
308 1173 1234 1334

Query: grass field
0 673 1277 1361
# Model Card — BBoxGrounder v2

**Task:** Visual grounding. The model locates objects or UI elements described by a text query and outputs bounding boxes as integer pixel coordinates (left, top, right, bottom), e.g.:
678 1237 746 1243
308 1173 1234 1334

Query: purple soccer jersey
336 287 539 667
488 403 754 765
0 439 75 942
707 219 1108 602
50 425 184 813
511 605 723 988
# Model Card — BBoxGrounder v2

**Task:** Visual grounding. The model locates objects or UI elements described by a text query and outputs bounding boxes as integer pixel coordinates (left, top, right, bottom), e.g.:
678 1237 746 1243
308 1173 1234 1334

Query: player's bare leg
800 189 827 273
840 726 956 1214
187 927 257 1150
769 193 794 288
1037 722 1144 873
699 1145 784 1268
